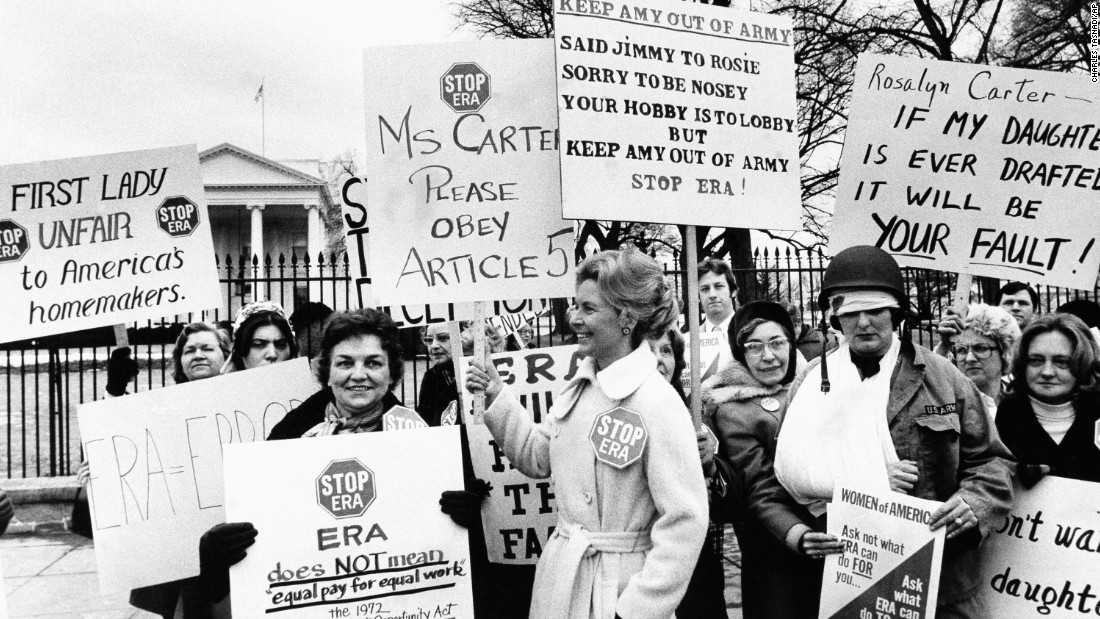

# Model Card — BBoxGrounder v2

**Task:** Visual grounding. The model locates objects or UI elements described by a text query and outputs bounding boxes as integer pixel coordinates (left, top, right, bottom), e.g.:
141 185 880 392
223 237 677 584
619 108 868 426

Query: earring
621 327 631 335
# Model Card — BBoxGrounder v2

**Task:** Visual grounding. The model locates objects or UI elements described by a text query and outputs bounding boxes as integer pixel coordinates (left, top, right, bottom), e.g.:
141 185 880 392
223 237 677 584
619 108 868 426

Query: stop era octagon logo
0 220 30 263
440 62 491 113
316 458 376 519
155 196 201 238
589 407 648 469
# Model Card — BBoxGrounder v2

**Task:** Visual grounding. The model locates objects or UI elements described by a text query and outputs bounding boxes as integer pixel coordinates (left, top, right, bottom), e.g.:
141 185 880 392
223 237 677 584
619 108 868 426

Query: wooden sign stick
685 226 702 429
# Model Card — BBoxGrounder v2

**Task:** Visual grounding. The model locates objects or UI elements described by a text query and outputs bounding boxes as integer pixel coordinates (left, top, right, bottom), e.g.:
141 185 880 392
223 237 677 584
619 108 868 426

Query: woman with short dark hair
997 313 1100 484
223 301 298 373
200 309 407 613
268 308 404 439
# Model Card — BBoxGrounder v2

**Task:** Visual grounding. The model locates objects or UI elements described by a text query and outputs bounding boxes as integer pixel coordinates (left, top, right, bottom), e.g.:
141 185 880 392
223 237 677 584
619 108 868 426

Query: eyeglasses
952 344 996 360
1026 356 1072 370
743 338 789 357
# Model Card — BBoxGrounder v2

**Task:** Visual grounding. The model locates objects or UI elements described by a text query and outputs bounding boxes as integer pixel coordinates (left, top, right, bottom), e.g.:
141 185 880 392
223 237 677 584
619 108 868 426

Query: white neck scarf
775 337 902 516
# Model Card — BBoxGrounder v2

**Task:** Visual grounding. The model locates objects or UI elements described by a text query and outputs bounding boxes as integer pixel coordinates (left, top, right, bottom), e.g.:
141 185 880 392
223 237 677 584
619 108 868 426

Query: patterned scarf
302 400 383 437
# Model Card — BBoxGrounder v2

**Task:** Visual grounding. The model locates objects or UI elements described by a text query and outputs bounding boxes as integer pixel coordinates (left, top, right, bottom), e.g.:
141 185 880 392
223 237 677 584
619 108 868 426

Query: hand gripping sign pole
685 226 702 429
448 320 466 424
953 273 973 315
472 301 488 421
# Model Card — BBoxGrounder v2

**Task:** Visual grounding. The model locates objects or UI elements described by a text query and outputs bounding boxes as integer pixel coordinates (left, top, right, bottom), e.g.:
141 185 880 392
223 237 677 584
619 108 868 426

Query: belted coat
484 344 709 619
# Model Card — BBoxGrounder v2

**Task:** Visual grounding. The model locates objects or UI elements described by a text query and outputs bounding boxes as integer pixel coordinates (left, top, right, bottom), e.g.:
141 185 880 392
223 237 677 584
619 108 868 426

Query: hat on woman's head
729 301 798 385
233 300 294 337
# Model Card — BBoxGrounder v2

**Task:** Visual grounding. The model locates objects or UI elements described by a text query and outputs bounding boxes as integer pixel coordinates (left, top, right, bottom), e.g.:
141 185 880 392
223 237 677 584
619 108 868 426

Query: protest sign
820 485 945 619
458 344 582 423
681 330 724 397
830 54 1100 290
77 358 318 592
554 0 800 228
0 145 222 343
467 424 558 565
486 305 544 339
978 476 1100 617
359 40 575 307
459 345 577 564
340 168 559 329
224 426 473 617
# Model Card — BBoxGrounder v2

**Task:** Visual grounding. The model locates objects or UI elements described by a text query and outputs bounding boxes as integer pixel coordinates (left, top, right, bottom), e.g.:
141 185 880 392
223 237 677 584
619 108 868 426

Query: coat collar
702 358 783 406
554 344 658 419
887 342 926 424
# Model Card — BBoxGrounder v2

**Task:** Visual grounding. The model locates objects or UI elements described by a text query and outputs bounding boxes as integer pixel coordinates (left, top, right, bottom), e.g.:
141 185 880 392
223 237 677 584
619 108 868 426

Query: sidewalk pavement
2 531 155 619
1 529 742 618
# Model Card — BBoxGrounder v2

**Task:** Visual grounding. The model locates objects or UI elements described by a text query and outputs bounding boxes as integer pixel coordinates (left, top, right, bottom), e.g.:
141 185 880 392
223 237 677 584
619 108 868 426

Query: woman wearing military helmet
775 245 1014 618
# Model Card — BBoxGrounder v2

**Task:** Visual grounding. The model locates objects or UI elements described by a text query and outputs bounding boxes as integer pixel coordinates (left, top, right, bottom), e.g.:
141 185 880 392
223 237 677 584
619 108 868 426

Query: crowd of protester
40 244 1100 618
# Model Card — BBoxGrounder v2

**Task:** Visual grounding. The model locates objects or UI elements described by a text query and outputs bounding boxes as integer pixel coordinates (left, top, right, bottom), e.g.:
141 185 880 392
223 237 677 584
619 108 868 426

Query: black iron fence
4 249 1099 478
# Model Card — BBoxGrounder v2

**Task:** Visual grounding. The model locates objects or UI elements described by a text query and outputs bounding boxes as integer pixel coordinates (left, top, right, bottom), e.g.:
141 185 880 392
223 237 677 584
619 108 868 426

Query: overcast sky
0 0 475 165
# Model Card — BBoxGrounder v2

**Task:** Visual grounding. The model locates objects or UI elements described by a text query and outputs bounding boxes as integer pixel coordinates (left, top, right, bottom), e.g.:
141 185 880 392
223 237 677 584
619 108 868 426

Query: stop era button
0 220 30 263
440 62 491 113
589 407 648 469
382 405 428 431
156 196 201 238
316 459 376 519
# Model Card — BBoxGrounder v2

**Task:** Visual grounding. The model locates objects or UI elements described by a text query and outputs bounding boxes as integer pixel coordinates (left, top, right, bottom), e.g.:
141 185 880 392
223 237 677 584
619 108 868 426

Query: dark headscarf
729 301 799 386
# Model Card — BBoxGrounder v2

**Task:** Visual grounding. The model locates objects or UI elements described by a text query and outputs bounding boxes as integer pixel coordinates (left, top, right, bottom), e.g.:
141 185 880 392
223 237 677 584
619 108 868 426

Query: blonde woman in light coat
466 248 708 619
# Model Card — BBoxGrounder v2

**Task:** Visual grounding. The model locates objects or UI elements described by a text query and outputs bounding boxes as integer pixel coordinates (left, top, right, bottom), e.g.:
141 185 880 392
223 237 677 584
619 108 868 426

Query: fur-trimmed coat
701 359 822 619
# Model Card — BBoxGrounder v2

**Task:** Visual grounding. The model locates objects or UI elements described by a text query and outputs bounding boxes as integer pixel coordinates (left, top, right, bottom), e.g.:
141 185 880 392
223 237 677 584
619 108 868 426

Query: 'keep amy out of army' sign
555 0 801 228
831 54 1100 290
0 145 222 343
359 40 575 307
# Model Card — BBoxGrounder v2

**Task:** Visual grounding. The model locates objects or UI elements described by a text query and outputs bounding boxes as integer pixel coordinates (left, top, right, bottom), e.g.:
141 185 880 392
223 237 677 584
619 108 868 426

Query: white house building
198 143 339 316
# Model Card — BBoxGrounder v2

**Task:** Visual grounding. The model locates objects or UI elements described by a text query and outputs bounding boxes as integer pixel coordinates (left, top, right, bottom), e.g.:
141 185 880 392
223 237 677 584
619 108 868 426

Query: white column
247 203 265 264
304 202 322 261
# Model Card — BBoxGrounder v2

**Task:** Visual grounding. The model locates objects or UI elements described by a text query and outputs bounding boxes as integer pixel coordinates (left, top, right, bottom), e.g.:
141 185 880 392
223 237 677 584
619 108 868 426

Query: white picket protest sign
340 152 561 329
554 0 800 228
77 358 318 592
819 485 945 619
0 145 222 343
978 476 1100 617
459 345 578 564
224 426 473 617
681 330 724 398
359 39 575 308
830 53 1100 290
457 344 582 423
485 304 546 339
466 424 558 565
